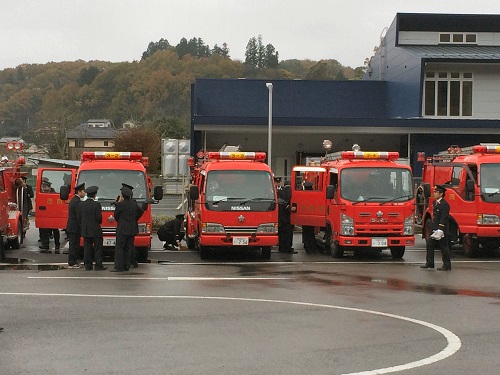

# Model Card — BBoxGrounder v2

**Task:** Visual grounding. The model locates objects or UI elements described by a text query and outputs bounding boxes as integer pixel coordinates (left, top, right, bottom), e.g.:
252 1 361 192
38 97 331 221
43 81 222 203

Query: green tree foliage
141 38 172 60
77 66 101 86
0 36 366 143
113 126 161 172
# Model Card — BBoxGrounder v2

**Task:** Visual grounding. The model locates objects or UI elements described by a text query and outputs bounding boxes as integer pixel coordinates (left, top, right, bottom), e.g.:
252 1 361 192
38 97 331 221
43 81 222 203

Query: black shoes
420 264 434 269
437 267 451 271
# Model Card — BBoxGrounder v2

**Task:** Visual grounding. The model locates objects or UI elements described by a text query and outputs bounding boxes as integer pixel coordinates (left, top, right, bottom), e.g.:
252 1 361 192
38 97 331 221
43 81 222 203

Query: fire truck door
289 166 327 227
35 168 75 229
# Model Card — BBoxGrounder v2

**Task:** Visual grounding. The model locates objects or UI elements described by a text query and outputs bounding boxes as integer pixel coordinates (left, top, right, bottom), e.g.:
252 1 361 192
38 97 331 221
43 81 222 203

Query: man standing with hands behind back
66 183 86 268
421 185 452 271
111 184 144 272
77 186 107 271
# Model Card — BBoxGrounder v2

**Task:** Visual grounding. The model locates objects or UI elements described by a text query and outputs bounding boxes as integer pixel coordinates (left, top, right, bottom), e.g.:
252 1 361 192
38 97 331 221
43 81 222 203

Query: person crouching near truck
111 185 144 272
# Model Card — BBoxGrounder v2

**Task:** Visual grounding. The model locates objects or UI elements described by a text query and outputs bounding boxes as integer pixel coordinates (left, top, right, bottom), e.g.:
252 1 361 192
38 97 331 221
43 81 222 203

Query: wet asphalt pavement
1 221 499 375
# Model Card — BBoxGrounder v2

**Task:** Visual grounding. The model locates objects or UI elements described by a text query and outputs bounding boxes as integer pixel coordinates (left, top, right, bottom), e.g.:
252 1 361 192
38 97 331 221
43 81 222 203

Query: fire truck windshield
205 170 275 211
77 170 148 201
340 167 413 203
480 164 500 202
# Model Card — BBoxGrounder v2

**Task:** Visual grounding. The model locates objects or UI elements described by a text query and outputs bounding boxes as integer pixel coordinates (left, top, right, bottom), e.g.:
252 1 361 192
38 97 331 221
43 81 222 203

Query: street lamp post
266 83 273 167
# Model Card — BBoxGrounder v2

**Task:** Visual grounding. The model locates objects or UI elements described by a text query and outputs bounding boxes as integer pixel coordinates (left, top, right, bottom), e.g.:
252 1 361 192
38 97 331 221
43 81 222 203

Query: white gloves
430 229 444 240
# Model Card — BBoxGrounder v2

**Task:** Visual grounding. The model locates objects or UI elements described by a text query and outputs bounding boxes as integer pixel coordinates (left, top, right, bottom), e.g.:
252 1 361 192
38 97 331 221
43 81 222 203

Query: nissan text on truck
36 151 163 261
185 147 278 259
286 142 415 258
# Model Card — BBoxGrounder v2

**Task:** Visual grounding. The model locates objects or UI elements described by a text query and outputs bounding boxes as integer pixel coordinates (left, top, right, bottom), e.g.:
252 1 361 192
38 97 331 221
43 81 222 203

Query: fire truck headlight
404 214 415 235
202 223 225 233
256 223 278 234
138 223 151 234
478 214 500 225
340 213 354 236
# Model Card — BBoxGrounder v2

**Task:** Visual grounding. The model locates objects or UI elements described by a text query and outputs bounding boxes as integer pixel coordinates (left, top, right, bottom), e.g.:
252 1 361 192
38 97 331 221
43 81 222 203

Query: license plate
371 238 387 247
103 238 116 247
232 237 249 246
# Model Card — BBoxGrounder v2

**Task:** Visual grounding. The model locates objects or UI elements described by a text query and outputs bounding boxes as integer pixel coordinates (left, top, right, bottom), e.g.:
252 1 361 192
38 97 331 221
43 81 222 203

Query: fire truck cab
36 151 163 261
0 156 29 252
185 149 278 259
416 144 500 257
287 143 415 258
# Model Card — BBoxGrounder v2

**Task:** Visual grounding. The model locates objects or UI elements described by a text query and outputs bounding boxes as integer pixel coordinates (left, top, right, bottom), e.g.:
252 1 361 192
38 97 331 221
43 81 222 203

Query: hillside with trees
0 35 367 160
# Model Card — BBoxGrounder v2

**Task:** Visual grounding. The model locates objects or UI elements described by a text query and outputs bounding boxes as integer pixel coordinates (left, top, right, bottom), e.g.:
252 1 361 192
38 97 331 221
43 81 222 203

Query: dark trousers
39 228 60 247
302 226 316 253
0 238 5 261
426 237 451 269
83 236 103 269
67 232 81 265
114 235 134 270
278 222 294 252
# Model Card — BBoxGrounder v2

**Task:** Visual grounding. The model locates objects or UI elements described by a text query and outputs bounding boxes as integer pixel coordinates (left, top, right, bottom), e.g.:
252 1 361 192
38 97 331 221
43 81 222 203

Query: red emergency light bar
207 152 266 161
341 151 399 160
81 151 143 161
472 145 500 154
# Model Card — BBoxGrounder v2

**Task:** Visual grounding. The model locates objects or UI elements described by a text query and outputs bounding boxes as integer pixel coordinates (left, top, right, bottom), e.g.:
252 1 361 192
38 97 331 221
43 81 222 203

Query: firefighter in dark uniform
66 182 86 268
111 185 144 272
278 180 296 253
301 181 317 253
158 214 185 250
421 185 452 271
77 186 107 271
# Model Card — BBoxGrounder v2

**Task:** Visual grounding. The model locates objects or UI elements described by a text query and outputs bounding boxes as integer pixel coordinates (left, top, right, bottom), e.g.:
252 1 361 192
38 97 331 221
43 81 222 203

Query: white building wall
399 31 500 46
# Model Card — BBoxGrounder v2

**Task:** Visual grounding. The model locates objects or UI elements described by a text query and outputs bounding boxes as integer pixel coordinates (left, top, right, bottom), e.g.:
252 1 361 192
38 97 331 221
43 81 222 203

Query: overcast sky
2 0 500 70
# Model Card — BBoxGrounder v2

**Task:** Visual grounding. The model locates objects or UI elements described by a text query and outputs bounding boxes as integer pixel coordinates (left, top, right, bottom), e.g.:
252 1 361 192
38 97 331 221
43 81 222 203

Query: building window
423 72 473 117
439 33 477 44
76 139 85 148
104 140 109 147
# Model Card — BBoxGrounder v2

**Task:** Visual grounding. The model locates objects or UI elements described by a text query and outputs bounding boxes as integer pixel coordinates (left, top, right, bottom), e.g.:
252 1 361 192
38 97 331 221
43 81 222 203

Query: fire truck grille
102 227 117 235
224 226 258 234
357 226 402 235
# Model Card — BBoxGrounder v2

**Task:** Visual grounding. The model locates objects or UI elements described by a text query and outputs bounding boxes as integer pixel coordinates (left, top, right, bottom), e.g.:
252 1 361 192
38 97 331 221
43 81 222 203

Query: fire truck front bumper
338 236 414 248
200 234 278 248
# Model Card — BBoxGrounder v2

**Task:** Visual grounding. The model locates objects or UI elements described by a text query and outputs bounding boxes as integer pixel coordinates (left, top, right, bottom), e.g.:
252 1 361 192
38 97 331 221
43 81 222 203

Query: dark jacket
66 195 82 234
114 198 144 236
77 198 103 237
432 198 450 235
157 217 183 241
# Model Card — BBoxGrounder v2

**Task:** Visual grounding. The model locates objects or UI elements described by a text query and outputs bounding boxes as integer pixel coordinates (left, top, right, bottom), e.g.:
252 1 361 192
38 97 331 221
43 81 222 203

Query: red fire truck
0 156 29 251
286 143 415 258
185 149 278 259
415 144 500 257
36 151 163 261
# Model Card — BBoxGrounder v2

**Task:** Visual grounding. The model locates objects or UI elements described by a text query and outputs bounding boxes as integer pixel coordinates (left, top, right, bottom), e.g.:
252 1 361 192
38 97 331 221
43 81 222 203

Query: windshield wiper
352 197 386 205
381 195 413 205
240 198 275 205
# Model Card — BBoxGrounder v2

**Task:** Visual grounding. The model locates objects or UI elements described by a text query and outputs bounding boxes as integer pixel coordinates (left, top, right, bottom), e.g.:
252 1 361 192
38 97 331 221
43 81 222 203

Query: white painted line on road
26 276 293 280
0 293 461 374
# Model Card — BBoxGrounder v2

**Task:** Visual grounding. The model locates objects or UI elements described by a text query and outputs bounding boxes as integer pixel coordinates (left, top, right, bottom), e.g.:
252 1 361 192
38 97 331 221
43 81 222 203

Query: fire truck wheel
390 246 405 259
261 246 271 260
199 245 210 259
463 234 480 258
136 247 149 262
186 238 196 250
8 220 22 250
329 240 344 258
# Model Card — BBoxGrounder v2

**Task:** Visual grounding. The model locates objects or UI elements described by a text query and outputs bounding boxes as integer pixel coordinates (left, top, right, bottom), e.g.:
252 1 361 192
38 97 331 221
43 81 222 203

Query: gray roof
401 45 500 60
67 124 118 139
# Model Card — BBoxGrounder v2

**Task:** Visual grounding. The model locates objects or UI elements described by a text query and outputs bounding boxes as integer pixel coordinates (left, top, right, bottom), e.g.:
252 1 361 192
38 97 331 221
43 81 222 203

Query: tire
390 246 405 259
199 245 209 259
136 246 149 262
261 246 271 260
329 238 344 258
8 220 22 250
463 234 479 258
186 237 196 250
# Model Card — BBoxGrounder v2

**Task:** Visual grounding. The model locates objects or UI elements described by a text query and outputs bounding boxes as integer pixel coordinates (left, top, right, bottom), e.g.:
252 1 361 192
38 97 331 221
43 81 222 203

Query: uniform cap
120 186 133 198
85 186 98 195
273 177 282 183
121 183 134 190
21 175 28 181
303 181 313 189
42 180 52 186
434 185 447 194
75 182 85 191
42 177 50 183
